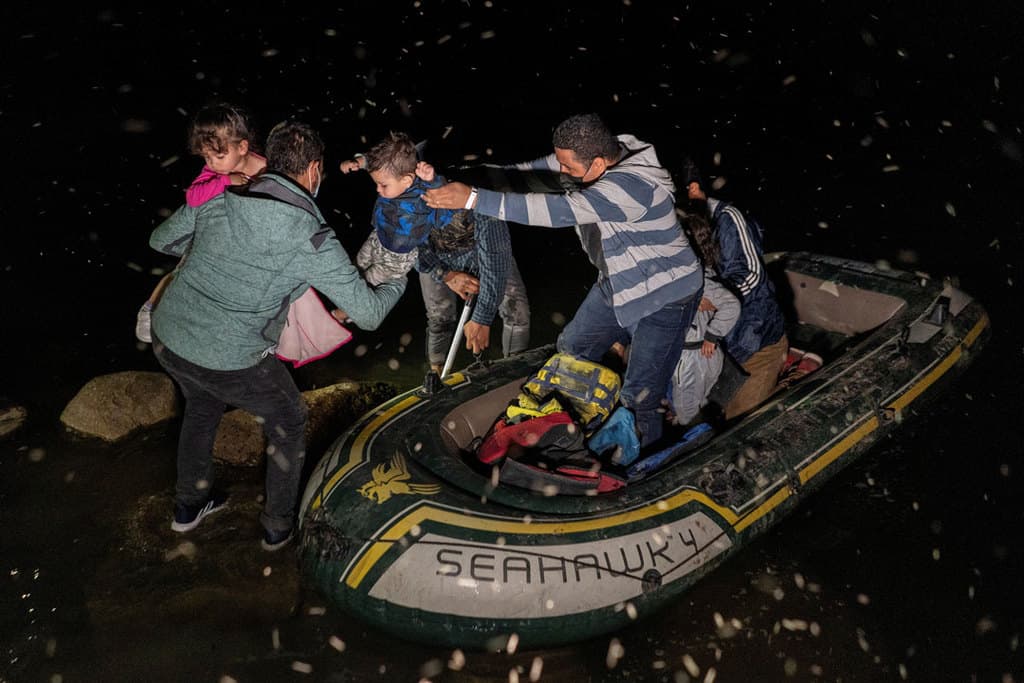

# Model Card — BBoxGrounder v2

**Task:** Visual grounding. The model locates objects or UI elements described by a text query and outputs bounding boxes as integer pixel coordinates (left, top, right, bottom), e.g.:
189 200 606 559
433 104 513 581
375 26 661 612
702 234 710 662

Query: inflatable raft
297 252 989 649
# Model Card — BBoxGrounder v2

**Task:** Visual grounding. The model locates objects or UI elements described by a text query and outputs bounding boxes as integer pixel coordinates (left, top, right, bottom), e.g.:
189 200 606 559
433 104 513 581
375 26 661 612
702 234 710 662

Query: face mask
566 158 597 187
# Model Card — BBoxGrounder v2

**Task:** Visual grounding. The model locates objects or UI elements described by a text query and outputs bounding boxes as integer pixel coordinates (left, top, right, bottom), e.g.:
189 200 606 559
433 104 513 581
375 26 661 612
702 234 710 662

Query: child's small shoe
781 347 805 374
135 302 153 343
796 352 823 374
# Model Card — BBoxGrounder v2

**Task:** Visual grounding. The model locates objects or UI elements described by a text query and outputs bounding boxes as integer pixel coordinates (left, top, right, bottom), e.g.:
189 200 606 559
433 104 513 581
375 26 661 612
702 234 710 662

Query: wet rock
60 371 179 441
0 399 28 439
213 381 398 466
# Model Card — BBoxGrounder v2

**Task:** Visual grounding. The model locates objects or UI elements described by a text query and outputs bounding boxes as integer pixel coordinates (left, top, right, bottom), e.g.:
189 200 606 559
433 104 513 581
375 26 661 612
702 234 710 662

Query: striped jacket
708 198 786 362
475 134 701 328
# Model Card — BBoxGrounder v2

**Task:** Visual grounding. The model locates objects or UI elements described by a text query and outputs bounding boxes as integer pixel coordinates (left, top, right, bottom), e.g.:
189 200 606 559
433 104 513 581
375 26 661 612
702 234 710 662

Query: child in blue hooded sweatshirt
341 132 530 371
340 132 455 285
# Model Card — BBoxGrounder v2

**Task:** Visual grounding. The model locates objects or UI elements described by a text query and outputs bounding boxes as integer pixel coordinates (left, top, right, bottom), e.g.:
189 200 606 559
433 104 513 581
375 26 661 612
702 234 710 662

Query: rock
213 381 398 466
0 400 28 439
60 371 179 441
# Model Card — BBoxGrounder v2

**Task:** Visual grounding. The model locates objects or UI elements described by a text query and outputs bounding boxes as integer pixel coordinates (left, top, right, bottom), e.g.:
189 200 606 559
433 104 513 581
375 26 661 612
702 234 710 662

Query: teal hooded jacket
150 173 405 371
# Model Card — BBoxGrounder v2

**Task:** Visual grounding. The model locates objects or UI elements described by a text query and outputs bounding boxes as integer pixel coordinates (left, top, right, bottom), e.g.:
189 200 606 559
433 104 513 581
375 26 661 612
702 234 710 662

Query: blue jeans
557 279 698 447
152 336 307 535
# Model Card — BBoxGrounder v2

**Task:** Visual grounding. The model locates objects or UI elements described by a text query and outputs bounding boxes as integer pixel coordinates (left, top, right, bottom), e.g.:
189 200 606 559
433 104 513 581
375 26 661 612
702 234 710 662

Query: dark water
2 3 1022 682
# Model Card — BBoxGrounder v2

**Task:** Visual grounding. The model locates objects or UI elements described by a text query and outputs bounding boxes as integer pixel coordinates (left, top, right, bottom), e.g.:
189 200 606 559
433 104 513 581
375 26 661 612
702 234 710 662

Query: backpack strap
229 174 324 224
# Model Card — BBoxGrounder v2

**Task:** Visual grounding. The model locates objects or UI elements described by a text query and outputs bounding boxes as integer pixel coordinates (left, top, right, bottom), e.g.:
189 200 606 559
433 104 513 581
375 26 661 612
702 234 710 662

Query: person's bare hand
443 271 480 300
339 159 362 174
423 181 472 209
700 340 716 358
463 321 491 354
331 308 350 323
416 161 435 183
698 296 717 312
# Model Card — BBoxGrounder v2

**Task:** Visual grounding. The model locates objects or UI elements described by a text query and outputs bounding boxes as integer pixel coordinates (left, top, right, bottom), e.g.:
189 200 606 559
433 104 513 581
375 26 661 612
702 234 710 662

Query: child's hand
339 159 362 174
416 161 436 183
698 296 717 312
443 271 479 300
700 340 716 358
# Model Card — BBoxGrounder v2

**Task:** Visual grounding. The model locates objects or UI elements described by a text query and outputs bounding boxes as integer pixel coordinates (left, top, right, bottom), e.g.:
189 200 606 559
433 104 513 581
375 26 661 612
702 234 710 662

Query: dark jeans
152 336 307 534
557 279 699 447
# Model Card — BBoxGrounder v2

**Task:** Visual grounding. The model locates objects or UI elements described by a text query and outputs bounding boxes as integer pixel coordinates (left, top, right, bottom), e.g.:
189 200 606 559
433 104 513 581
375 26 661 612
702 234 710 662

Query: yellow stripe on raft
311 372 470 511
343 314 989 588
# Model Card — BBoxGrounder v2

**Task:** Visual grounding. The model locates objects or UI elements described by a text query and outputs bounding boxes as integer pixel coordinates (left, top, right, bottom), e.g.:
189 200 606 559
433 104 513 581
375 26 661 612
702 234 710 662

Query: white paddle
440 294 475 379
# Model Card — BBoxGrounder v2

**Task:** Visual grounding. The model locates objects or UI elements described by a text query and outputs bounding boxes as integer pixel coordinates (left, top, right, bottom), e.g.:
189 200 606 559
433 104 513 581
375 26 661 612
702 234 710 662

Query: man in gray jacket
149 121 405 551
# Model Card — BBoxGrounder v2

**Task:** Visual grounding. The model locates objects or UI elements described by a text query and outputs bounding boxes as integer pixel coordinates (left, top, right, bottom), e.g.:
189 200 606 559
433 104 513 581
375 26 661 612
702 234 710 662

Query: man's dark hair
366 131 418 178
188 102 257 155
552 113 621 165
265 121 324 176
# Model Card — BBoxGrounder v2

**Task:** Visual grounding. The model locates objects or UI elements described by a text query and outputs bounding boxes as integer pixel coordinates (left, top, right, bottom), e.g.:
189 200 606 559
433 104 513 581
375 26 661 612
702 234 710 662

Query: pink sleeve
185 166 232 207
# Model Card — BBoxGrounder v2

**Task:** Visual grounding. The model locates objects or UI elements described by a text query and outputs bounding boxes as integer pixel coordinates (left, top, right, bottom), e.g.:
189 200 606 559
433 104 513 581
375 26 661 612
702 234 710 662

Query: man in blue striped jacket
425 114 702 458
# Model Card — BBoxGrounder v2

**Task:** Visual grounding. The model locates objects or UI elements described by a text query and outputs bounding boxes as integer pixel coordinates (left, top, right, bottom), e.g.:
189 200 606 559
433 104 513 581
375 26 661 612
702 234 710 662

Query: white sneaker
135 303 152 343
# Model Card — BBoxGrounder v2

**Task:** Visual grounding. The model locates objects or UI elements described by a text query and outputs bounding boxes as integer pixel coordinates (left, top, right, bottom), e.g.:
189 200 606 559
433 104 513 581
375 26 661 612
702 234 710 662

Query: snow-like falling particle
682 653 700 677
290 661 312 674
448 649 465 670
529 657 543 681
329 635 346 652
606 638 625 669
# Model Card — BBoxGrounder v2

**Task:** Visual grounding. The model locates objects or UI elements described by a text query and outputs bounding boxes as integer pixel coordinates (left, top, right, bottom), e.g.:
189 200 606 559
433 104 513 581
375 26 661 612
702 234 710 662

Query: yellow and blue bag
512 353 621 433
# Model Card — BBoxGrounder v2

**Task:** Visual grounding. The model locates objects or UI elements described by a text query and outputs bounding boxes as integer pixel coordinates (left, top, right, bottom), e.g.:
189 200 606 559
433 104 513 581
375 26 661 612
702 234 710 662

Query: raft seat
439 379 527 454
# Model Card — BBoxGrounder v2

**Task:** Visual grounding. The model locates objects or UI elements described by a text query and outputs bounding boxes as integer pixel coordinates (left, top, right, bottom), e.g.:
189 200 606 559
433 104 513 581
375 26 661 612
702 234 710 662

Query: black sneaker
260 526 294 552
171 491 228 533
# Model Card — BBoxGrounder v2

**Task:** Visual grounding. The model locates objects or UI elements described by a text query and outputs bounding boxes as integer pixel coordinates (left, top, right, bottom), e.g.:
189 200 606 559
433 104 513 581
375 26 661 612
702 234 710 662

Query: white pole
440 295 475 379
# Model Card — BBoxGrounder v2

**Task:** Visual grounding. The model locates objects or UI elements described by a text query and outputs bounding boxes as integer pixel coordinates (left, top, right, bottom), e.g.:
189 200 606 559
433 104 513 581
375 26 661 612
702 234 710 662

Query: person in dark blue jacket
679 159 789 418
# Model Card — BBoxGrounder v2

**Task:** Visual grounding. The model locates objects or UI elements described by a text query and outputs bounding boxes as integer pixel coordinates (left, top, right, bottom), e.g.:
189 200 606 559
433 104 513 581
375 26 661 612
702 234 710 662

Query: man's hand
697 296 717 313
423 181 472 209
443 271 480 300
463 321 491 355
339 158 363 174
416 161 436 183
700 340 716 358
